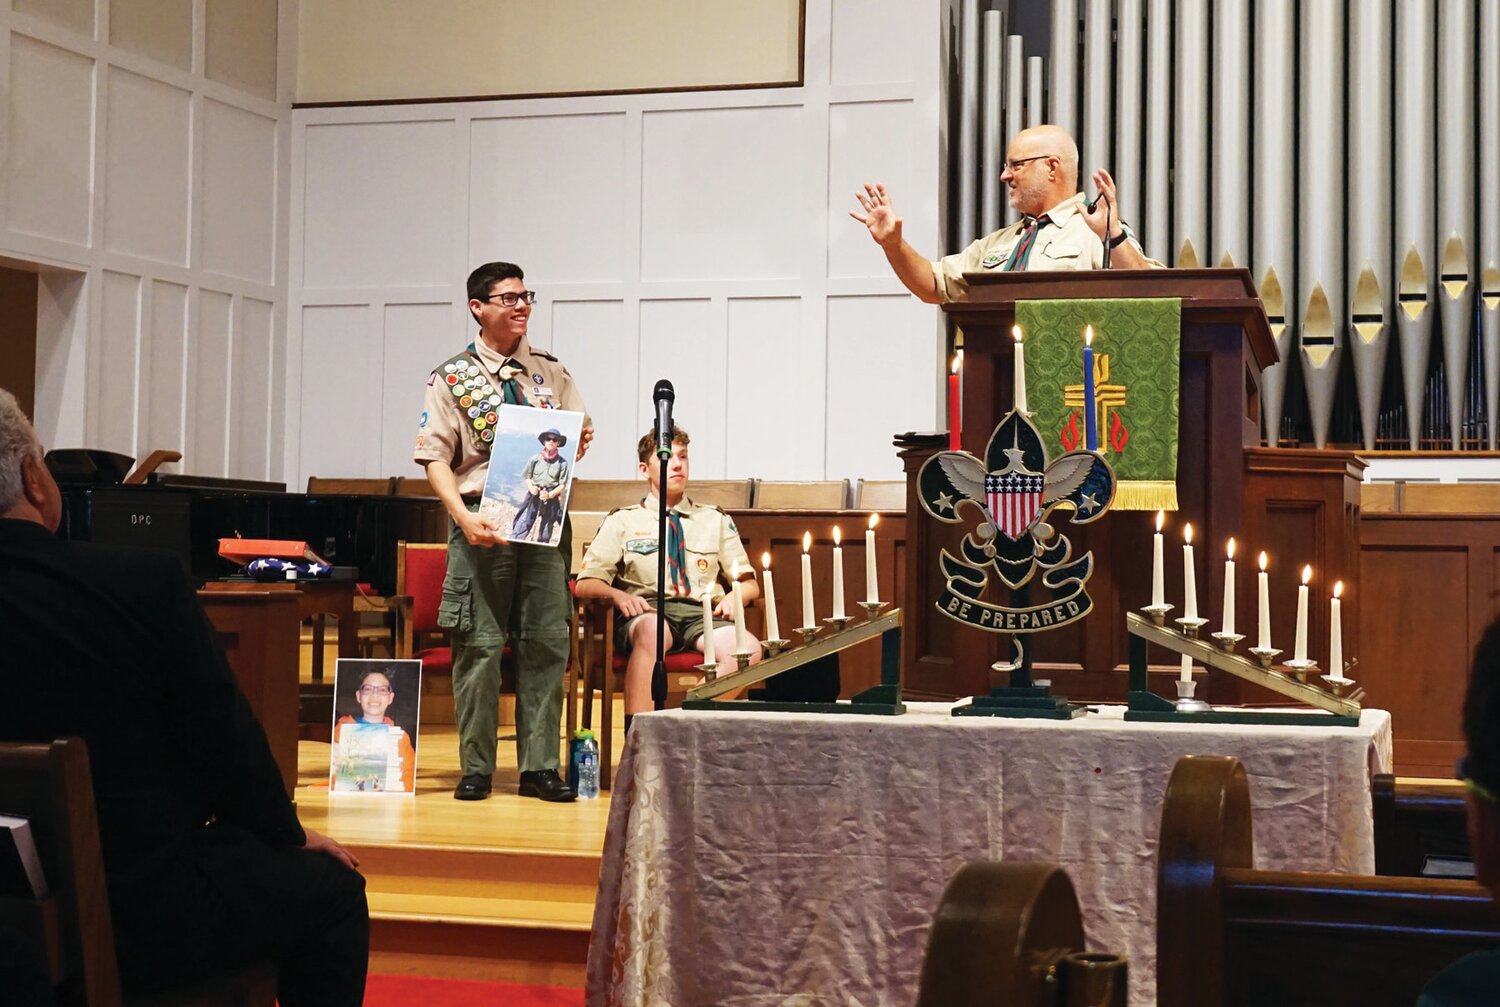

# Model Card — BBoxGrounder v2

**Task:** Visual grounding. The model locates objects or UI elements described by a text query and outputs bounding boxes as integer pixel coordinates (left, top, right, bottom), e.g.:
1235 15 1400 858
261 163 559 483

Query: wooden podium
899 268 1363 703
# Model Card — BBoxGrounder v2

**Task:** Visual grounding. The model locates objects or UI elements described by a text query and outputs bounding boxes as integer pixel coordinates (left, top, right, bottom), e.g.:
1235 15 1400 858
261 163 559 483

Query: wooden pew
1158 755 1500 1007
916 861 1127 1007
1372 774 1469 877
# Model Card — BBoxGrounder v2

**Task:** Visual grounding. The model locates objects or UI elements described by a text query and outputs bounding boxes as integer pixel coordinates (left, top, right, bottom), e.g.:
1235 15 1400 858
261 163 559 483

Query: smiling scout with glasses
849 123 1160 304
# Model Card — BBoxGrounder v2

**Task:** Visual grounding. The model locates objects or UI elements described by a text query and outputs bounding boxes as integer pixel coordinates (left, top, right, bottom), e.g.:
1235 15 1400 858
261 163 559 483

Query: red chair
395 542 451 679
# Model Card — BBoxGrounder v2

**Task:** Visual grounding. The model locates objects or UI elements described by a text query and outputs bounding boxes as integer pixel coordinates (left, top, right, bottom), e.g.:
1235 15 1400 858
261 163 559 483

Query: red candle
948 350 963 451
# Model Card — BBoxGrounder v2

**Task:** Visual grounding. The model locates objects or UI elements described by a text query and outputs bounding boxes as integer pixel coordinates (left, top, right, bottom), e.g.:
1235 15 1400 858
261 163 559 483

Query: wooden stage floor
295 707 621 987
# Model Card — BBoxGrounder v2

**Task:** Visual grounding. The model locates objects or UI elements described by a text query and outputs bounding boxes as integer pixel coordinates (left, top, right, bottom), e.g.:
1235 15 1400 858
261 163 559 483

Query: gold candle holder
823 615 854 631
1247 646 1282 668
761 638 790 657
1141 603 1174 626
696 661 718 682
732 652 752 672
1282 658 1318 684
792 626 821 647
1174 616 1209 638
1321 674 1356 697
857 600 889 619
1210 631 1245 652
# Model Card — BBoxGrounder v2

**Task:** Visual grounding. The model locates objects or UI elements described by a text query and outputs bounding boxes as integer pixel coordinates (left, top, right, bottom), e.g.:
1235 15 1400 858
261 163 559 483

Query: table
586 703 1392 1007
199 578 359 684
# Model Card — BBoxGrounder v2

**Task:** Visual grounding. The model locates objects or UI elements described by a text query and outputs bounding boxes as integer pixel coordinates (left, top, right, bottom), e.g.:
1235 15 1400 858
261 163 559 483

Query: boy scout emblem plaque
917 408 1115 633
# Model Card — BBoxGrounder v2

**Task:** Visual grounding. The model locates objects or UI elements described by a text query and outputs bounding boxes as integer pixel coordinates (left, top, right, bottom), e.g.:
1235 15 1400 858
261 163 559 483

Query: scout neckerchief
645 498 690 596
1004 214 1052 271
435 344 527 451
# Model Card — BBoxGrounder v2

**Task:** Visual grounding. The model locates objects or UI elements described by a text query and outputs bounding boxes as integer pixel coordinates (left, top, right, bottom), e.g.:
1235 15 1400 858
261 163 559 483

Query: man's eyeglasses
1005 154 1055 172
483 291 537 307
358 685 393 696
1457 756 1498 805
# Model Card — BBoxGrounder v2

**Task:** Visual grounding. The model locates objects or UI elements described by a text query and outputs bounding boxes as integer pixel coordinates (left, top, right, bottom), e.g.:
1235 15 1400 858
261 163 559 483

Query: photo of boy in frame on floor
329 658 421 795
477 406 586 548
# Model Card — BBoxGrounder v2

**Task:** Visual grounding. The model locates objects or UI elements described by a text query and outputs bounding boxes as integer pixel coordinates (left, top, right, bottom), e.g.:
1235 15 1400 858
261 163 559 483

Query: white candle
1182 523 1198 621
1180 653 1193 683
1293 564 1312 662
1222 538 1236 637
801 531 815 629
700 576 716 664
1257 552 1271 651
865 514 880 603
831 526 846 620
1013 325 1028 413
761 552 780 642
1151 510 1165 607
731 563 748 654
1330 581 1344 676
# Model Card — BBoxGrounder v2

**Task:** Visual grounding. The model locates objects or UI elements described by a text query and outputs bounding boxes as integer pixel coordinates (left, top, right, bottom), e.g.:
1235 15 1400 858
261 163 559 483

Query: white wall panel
191 290 233 475
826 294 931 480
143 279 188 459
640 106 803 283
725 296 820 478
231 297 274 479
638 298 723 475
302 120 454 290
381 302 449 478
6 35 94 246
103 69 191 265
829 0 915 85
469 113 628 284
96 271 141 456
827 100 917 279
550 299 633 479
201 100 277 284
299 304 378 477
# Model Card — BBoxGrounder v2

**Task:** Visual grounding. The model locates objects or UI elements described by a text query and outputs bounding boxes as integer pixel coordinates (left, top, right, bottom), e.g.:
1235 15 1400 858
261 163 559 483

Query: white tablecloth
586 702 1393 1007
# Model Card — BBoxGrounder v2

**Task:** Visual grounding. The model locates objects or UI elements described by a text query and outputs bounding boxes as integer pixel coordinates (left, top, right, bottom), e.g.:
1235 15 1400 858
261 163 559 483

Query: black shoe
453 774 492 800
518 769 576 802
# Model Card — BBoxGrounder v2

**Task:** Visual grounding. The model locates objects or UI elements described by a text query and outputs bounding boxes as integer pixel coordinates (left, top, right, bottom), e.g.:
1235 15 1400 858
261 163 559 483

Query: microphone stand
652 447 669 711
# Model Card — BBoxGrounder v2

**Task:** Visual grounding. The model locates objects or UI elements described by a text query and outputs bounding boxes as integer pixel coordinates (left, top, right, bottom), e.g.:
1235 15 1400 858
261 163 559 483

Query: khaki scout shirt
577 495 754 604
523 453 568 491
931 192 1162 302
413 333 589 497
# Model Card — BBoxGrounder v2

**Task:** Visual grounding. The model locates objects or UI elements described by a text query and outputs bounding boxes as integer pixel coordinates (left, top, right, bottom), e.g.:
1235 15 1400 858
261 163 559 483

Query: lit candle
1293 564 1312 663
831 526 847 620
1257 552 1271 651
1182 523 1198 621
1083 325 1098 452
700 575 716 664
1013 325 1028 413
1150 510 1165 607
731 562 748 654
1180 652 1193 683
1221 538 1237 637
865 514 880 603
1330 581 1344 676
801 531 815 629
948 351 963 452
761 552 780 642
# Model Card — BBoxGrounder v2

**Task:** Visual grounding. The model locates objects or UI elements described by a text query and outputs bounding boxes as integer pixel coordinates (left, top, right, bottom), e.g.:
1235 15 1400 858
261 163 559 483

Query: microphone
653 379 675 458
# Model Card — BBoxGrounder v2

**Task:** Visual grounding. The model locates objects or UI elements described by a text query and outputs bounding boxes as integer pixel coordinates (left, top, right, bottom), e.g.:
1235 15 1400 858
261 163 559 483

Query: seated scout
574 424 761 727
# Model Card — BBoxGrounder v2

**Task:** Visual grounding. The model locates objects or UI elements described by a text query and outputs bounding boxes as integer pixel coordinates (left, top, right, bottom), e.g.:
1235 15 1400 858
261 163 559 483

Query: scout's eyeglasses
358 685 393 696
1457 756 1499 805
484 291 537 307
1004 154 1056 172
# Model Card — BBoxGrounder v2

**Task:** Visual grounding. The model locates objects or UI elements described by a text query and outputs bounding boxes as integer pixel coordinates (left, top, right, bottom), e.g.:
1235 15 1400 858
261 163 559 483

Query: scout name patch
625 538 659 555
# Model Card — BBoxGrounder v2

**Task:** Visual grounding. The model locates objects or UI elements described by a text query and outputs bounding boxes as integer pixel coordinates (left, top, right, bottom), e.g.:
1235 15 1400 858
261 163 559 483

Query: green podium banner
1015 297 1181 511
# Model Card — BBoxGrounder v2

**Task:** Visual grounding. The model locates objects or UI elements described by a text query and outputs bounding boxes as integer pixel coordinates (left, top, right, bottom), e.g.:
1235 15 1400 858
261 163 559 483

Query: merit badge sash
438 347 526 451
1016 297 1181 511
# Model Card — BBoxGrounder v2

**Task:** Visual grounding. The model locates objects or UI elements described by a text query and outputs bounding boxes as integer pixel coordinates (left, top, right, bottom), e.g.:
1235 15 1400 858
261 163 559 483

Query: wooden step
354 841 598 984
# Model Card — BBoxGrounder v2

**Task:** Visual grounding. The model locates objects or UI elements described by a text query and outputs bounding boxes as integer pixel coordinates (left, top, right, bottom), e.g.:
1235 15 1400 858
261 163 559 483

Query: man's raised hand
850 182 901 248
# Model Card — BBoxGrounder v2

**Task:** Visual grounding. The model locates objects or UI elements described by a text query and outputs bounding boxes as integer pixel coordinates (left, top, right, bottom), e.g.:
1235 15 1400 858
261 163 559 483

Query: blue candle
1083 325 1098 452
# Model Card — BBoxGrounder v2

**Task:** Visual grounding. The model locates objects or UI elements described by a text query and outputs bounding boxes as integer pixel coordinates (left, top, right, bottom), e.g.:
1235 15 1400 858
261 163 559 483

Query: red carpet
364 974 583 1006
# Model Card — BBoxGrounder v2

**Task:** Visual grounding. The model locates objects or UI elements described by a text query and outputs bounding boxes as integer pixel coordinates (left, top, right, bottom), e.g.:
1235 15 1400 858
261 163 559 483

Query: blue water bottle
576 730 599 800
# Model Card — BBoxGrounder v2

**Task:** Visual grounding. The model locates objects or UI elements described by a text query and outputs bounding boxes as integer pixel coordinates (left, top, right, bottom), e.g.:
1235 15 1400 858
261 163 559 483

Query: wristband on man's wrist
1108 230 1129 249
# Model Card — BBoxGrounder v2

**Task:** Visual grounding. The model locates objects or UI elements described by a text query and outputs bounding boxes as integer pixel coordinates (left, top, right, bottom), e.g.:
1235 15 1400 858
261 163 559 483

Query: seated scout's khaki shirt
413 333 589 497
930 192 1161 302
577 495 754 603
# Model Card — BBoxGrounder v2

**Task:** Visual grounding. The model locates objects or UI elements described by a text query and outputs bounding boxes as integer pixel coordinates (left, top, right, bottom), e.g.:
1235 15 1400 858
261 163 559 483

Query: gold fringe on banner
1112 480 1178 512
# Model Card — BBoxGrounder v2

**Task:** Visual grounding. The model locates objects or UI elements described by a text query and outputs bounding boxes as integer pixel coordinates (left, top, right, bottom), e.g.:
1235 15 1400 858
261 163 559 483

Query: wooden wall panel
1360 514 1500 776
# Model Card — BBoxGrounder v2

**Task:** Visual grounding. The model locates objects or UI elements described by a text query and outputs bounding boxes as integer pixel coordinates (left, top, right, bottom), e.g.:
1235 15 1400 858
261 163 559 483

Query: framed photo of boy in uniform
329 658 421 795
478 406 586 548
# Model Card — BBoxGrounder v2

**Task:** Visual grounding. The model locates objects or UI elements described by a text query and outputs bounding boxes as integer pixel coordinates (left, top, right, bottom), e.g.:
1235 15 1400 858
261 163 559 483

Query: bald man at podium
851 124 1159 304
